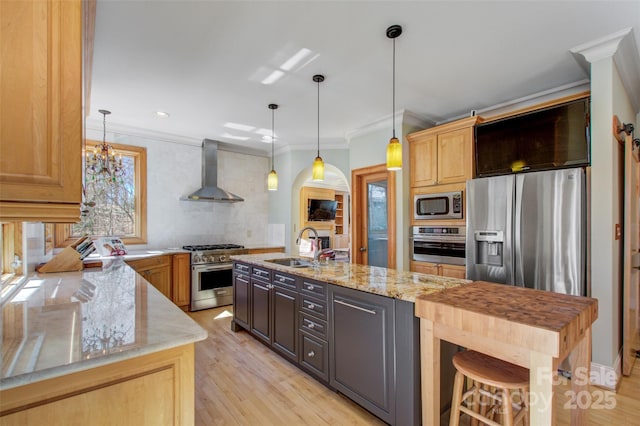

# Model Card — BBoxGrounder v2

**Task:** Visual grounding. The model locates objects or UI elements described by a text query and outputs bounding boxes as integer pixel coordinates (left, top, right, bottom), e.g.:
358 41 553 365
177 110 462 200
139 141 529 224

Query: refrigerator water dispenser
474 231 504 266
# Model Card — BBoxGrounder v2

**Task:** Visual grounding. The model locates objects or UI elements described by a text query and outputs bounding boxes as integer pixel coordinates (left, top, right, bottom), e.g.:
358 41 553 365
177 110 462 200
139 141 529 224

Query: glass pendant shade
312 156 325 181
386 137 402 170
267 169 278 191
267 103 278 191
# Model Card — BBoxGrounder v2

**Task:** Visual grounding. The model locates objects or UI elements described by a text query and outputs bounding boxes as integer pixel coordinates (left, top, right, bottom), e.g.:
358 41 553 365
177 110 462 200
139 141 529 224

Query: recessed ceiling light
155 111 170 118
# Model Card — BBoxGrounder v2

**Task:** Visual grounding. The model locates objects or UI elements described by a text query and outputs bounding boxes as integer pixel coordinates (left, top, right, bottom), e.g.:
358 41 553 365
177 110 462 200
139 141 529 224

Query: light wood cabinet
411 261 466 279
408 116 480 188
172 253 191 310
0 0 83 223
409 134 438 186
247 247 285 254
127 254 191 310
126 256 172 301
0 344 196 426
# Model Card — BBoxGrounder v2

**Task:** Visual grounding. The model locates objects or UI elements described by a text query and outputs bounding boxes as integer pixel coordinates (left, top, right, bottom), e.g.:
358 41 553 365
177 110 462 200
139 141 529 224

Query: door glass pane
367 180 387 267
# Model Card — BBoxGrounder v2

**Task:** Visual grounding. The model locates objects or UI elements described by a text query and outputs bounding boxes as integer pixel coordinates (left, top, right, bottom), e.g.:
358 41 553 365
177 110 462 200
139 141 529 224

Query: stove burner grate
182 244 244 251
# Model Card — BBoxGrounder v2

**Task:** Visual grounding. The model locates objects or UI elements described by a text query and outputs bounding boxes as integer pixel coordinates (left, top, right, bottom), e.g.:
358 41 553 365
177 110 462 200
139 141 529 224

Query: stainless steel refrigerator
466 168 586 296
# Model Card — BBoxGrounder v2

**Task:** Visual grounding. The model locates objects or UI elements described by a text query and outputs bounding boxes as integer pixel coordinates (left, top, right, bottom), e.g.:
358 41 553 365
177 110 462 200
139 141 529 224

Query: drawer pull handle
334 299 376 315
308 350 315 358
306 284 315 290
307 322 315 329
307 303 316 309
279 277 286 282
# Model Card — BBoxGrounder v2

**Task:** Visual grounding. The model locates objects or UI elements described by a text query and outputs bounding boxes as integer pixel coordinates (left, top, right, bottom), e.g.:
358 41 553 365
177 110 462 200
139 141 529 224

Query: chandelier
86 109 125 183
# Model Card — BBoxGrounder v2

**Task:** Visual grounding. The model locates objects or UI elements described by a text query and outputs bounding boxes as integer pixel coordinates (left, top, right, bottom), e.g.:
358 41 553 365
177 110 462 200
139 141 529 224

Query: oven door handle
193 264 232 273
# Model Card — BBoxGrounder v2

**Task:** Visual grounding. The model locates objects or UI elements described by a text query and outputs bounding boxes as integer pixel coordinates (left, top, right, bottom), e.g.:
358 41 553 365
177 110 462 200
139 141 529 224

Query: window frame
55 141 147 247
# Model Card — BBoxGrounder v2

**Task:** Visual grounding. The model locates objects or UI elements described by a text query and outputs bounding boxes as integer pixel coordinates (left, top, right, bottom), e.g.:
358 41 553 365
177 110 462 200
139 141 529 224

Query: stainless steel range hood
183 139 244 203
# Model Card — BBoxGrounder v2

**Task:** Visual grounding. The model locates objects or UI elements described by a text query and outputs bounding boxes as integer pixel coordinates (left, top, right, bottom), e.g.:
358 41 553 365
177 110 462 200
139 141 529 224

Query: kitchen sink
264 257 317 268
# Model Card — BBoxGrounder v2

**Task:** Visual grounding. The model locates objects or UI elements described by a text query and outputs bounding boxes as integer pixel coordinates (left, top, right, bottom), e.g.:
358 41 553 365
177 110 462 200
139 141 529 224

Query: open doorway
291 164 350 260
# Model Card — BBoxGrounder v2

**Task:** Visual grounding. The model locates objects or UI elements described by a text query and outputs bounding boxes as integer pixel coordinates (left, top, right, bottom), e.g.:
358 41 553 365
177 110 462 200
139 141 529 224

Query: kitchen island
0 258 207 425
416 281 598 426
231 253 471 425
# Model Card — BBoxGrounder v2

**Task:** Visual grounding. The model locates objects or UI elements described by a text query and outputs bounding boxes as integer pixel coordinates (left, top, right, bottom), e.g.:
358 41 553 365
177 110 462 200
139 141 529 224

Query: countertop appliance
414 191 463 220
466 168 586 295
411 226 466 265
183 244 248 311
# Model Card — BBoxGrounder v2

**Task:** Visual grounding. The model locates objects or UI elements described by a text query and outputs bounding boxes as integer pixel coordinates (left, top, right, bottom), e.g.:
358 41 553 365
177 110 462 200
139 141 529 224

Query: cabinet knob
308 322 315 329
308 350 315 358
279 277 285 282
307 303 315 309
359 247 367 252
306 284 314 290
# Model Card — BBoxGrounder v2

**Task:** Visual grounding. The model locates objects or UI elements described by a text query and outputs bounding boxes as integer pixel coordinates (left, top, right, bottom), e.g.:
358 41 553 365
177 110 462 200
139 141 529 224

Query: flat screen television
308 199 337 221
474 98 590 177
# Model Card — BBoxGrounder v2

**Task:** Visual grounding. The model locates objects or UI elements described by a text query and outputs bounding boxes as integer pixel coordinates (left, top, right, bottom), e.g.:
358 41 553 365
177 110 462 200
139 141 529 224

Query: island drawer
299 312 328 340
300 294 327 320
299 332 329 382
234 262 250 275
251 266 271 282
299 278 326 299
272 272 297 290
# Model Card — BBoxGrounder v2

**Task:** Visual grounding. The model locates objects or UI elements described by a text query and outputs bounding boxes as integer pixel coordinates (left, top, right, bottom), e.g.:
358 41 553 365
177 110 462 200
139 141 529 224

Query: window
55 142 147 247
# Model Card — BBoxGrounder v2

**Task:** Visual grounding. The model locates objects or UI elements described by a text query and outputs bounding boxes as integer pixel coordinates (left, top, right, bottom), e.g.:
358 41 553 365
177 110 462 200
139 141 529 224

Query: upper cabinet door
0 0 82 222
437 127 473 185
409 133 438 187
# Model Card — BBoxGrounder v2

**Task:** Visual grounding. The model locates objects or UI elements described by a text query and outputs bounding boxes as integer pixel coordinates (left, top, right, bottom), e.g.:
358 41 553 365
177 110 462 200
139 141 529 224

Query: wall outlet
615 224 621 240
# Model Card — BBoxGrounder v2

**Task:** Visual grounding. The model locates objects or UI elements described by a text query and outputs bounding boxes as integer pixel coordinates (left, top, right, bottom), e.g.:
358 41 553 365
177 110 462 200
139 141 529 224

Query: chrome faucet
296 226 321 264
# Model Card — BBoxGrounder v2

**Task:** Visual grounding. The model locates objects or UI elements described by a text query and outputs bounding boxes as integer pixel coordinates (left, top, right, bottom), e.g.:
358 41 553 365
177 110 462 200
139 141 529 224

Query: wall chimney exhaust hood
183 139 244 203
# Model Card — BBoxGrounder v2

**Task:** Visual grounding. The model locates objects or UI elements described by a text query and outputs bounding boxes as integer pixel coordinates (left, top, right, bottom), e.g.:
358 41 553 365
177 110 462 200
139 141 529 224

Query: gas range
182 244 248 265
184 243 248 311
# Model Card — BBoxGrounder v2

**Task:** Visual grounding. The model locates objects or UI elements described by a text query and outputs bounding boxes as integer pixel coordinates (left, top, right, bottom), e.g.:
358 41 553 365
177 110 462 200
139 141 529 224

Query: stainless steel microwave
414 191 463 220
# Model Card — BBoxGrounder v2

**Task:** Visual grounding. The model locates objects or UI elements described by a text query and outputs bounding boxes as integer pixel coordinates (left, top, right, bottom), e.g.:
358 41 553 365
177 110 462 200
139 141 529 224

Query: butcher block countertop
415 280 598 359
231 253 471 303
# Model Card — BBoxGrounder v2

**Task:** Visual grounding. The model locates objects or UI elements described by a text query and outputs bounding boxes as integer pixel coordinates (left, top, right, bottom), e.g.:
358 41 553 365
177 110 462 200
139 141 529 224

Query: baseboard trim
590 350 622 391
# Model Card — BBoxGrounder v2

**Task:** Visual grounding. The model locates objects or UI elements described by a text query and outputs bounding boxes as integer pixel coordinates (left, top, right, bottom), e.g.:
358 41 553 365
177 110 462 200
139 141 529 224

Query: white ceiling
90 0 640 154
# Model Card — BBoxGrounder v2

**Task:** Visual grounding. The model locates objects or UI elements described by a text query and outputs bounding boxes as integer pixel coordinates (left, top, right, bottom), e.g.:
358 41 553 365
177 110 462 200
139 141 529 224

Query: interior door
351 165 396 268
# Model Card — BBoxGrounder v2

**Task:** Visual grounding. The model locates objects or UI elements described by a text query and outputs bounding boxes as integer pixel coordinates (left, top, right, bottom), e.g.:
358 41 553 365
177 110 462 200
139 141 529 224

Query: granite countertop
231 253 471 303
0 258 207 391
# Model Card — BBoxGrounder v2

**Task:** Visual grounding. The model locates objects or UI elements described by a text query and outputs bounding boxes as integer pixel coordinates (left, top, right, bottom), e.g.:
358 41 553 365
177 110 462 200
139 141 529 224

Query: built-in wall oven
183 244 248 311
411 226 466 265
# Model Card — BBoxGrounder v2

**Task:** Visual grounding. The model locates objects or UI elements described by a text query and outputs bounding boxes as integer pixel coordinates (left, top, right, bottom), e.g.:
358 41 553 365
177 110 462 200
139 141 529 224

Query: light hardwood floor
190 307 383 425
190 307 640 425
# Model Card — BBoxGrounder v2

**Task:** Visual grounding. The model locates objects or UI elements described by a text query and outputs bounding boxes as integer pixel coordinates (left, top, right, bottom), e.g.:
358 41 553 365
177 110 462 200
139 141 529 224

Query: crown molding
570 27 640 111
85 118 202 146
441 80 591 124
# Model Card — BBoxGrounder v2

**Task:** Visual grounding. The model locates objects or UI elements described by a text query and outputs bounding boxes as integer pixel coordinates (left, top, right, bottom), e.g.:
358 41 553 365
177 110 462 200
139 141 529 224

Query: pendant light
386 25 403 171
312 74 325 181
267 103 278 191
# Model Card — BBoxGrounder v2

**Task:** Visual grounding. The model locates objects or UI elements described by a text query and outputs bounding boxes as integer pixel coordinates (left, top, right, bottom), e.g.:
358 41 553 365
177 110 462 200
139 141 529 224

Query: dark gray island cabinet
232 260 457 425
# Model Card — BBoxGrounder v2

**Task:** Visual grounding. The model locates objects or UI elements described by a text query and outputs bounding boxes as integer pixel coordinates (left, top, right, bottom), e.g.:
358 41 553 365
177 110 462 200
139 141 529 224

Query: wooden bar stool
449 350 530 426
